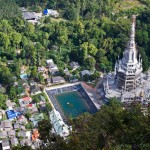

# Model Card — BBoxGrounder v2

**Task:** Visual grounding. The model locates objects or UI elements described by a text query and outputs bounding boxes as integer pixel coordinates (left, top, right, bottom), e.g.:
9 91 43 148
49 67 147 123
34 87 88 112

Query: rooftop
103 72 150 103
0 131 7 138
1 120 12 129
2 139 10 148
49 109 71 138
22 97 32 101
32 129 40 141
10 137 19 146
22 11 36 20
30 85 41 94
6 110 21 120
81 70 91 76
51 76 65 83
20 138 32 146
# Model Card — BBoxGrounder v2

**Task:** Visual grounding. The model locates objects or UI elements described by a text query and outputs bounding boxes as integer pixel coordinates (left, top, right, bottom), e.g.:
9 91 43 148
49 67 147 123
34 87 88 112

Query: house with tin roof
0 131 7 139
22 11 36 20
10 137 19 147
18 130 31 139
0 120 12 131
29 113 44 127
19 97 32 107
51 76 65 85
20 138 32 146
2 139 10 150
13 123 20 130
7 130 16 137
46 59 59 75
16 115 28 124
30 85 41 96
80 70 92 77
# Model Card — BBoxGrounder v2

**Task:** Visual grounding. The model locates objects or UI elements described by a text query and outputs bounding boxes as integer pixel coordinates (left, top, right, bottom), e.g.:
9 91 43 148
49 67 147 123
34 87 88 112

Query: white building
51 76 65 84
2 139 10 150
46 59 54 66
44 9 59 18
81 70 92 77
22 11 37 20
46 59 59 74
101 15 150 105
115 15 142 91
49 109 71 138
70 62 80 71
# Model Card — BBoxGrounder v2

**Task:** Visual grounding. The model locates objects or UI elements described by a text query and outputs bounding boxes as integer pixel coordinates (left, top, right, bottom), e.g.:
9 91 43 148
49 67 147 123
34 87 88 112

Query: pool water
55 91 92 118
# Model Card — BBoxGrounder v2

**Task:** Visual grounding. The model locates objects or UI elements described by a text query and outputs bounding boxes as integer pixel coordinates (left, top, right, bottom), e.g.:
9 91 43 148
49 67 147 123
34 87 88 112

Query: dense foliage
0 0 149 87
38 99 150 150
13 99 150 150
68 100 150 150
0 0 149 104
0 0 21 19
0 0 150 149
15 0 121 19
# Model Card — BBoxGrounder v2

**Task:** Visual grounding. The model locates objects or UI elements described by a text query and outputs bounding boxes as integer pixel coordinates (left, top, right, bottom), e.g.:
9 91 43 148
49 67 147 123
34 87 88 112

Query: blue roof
6 110 21 119
43 9 48 15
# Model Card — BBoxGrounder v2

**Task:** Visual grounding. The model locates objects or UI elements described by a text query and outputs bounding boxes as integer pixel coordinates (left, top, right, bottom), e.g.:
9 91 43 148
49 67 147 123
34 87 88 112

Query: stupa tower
115 15 143 91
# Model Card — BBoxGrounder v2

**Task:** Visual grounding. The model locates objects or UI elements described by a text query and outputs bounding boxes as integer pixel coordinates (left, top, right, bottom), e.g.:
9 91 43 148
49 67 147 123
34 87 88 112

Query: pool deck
45 82 80 91
44 82 101 110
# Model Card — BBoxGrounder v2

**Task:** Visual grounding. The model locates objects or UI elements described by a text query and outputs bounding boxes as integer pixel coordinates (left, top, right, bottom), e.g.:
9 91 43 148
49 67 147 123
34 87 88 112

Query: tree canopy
35 99 150 150
1 0 150 149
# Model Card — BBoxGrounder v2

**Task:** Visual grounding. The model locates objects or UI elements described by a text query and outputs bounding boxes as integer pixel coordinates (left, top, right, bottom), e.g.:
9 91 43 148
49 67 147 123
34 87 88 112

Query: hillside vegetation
0 0 150 149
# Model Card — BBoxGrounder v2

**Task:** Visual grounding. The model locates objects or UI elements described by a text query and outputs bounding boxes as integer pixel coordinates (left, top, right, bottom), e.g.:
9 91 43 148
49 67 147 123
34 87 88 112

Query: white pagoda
115 15 143 91
101 15 150 104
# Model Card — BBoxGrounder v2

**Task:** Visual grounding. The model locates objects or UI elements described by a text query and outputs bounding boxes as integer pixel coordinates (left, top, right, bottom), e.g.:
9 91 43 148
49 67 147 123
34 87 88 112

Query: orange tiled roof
32 129 40 141
22 97 31 101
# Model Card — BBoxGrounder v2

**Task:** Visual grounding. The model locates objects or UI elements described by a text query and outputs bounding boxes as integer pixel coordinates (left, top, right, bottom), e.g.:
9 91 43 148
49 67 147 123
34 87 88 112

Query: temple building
101 15 150 105
115 15 143 91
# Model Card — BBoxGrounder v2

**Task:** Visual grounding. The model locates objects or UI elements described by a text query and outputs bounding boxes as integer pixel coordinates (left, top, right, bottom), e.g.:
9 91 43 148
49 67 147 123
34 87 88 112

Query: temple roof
116 15 142 75
123 15 137 64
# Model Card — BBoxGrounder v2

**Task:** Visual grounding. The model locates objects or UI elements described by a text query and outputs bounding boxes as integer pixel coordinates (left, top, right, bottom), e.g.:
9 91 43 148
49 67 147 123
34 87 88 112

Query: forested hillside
13 99 150 150
0 0 150 87
0 0 150 149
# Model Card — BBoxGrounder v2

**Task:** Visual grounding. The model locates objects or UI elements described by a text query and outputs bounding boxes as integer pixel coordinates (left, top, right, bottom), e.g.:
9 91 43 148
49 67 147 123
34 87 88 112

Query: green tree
80 42 88 63
0 64 14 85
0 32 10 49
9 86 17 99
38 119 52 142
30 66 37 79
96 48 106 61
38 73 44 84
10 32 22 48
0 93 7 109
0 0 21 19
0 86 6 94
88 44 98 56
84 56 96 70
12 145 32 150
64 6 79 20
